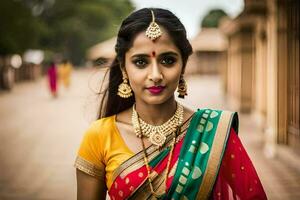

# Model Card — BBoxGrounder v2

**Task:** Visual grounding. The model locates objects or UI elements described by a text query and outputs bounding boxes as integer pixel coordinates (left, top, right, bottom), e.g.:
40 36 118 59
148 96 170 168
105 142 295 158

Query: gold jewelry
140 127 177 198
117 71 133 98
146 10 162 41
132 103 183 147
177 75 187 99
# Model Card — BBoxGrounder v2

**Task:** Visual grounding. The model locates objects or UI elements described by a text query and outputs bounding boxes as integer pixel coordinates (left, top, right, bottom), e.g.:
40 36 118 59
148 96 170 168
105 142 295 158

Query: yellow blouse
74 115 134 189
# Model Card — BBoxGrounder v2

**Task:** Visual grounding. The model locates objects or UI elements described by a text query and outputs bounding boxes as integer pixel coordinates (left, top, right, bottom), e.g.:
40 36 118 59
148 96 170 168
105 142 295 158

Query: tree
0 0 134 65
201 9 228 28
38 0 134 65
0 0 45 54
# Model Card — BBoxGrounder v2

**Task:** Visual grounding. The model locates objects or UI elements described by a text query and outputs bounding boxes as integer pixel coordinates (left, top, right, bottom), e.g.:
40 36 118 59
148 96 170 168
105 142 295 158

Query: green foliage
38 0 134 65
0 0 134 65
0 0 44 54
201 9 228 28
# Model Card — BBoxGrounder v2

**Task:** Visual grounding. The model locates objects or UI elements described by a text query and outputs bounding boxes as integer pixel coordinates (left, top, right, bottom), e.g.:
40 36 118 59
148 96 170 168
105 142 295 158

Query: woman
74 8 267 200
58 59 73 89
47 62 58 98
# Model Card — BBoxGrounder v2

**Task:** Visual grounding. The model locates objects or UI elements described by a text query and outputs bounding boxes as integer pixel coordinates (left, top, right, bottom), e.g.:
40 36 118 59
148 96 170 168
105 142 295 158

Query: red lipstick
147 86 165 94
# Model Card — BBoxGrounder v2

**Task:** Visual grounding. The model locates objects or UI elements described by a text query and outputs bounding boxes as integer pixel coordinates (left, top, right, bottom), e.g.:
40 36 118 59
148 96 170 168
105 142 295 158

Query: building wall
185 51 227 75
285 0 300 154
221 0 299 156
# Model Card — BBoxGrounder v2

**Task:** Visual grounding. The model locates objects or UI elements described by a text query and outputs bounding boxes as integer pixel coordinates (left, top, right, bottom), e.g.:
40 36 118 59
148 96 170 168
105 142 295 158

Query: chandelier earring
117 70 133 98
177 74 187 99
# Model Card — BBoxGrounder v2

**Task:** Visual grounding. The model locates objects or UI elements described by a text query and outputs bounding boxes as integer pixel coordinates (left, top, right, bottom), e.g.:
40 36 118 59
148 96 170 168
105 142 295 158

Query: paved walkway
0 69 299 199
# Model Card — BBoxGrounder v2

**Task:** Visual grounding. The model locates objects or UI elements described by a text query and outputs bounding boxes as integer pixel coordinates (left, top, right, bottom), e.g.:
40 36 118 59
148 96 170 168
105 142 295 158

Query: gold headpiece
145 10 162 40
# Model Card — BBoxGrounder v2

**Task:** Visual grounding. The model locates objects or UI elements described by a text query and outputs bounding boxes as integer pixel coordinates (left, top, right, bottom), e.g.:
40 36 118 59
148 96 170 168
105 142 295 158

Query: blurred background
0 0 299 199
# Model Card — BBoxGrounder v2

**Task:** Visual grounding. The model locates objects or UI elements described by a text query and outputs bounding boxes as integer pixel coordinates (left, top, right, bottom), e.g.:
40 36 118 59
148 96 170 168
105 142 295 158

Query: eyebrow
131 51 179 58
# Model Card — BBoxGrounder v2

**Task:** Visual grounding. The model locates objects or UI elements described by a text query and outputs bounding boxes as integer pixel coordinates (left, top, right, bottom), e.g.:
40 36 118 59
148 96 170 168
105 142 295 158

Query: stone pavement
0 69 299 199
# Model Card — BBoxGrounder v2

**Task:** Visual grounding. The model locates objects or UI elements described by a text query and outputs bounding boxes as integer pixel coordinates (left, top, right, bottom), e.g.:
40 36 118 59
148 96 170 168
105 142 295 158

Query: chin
143 94 175 105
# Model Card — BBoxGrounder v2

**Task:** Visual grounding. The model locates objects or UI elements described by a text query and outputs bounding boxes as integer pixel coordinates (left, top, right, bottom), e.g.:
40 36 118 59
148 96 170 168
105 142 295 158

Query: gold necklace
140 124 178 198
132 103 183 147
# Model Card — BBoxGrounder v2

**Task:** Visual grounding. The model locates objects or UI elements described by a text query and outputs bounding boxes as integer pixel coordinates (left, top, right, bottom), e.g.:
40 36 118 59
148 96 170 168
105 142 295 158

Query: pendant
149 131 166 147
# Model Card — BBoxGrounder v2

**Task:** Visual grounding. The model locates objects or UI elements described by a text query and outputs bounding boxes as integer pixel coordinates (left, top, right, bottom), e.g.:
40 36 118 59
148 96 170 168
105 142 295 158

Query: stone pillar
227 34 242 111
239 26 255 113
264 0 278 158
226 21 255 113
221 16 257 113
276 0 288 144
253 17 268 130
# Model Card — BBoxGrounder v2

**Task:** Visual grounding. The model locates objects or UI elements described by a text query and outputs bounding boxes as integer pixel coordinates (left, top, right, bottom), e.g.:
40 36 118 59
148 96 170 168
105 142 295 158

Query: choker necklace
132 103 184 147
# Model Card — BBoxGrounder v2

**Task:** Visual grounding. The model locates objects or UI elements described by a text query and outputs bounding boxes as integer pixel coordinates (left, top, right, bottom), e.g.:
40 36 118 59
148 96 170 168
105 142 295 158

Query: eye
161 56 177 66
132 58 148 68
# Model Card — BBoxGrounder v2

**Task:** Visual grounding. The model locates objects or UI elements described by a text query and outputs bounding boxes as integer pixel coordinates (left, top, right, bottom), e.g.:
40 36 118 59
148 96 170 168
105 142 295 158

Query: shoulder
181 106 237 124
195 108 239 133
195 108 237 116
78 115 117 159
182 106 194 120
84 115 116 140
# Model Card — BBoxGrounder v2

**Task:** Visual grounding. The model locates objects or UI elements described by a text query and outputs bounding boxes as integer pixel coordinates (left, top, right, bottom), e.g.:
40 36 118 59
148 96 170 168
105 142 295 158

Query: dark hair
97 8 193 119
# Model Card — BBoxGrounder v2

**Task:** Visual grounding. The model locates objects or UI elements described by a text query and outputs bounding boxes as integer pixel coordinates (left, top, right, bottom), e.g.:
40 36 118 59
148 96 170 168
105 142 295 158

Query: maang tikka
117 70 133 98
177 75 187 98
145 10 162 40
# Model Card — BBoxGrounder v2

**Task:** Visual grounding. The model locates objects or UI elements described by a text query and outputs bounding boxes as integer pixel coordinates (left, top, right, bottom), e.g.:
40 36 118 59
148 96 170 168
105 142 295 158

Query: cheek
166 66 182 84
170 76 181 89
126 69 144 91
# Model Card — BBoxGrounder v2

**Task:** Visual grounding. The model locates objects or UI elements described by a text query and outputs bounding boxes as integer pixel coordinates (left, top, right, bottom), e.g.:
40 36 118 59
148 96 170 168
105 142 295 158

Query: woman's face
124 27 183 105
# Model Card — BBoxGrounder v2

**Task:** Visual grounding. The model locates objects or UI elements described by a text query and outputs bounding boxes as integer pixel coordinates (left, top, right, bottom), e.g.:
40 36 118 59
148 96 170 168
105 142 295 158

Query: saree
108 109 267 200
47 65 57 93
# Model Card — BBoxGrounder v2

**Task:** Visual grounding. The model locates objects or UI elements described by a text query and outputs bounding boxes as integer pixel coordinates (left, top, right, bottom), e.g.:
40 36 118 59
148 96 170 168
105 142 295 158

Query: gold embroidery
74 156 104 177
168 161 178 178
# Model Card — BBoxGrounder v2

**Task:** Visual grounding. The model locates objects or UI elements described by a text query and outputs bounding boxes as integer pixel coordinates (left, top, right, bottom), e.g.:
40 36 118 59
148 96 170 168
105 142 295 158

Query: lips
147 86 165 94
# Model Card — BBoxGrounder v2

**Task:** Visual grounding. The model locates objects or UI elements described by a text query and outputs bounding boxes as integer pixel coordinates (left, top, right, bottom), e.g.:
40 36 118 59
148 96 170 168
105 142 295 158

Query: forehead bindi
129 35 178 53
127 32 179 57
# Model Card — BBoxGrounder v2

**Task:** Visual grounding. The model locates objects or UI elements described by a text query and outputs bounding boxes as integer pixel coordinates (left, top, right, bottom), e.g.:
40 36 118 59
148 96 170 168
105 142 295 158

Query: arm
76 169 107 200
75 121 107 200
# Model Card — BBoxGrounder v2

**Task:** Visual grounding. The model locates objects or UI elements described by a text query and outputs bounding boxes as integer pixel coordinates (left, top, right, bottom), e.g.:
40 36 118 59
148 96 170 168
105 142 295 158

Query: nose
148 61 163 83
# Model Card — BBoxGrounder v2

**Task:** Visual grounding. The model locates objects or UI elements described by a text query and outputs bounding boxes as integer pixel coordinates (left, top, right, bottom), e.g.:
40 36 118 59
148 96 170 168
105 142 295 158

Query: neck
134 97 177 126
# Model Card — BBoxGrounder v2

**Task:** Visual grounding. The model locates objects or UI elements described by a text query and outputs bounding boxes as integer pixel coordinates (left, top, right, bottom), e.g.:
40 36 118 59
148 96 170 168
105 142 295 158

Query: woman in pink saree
47 62 58 97
74 8 267 200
